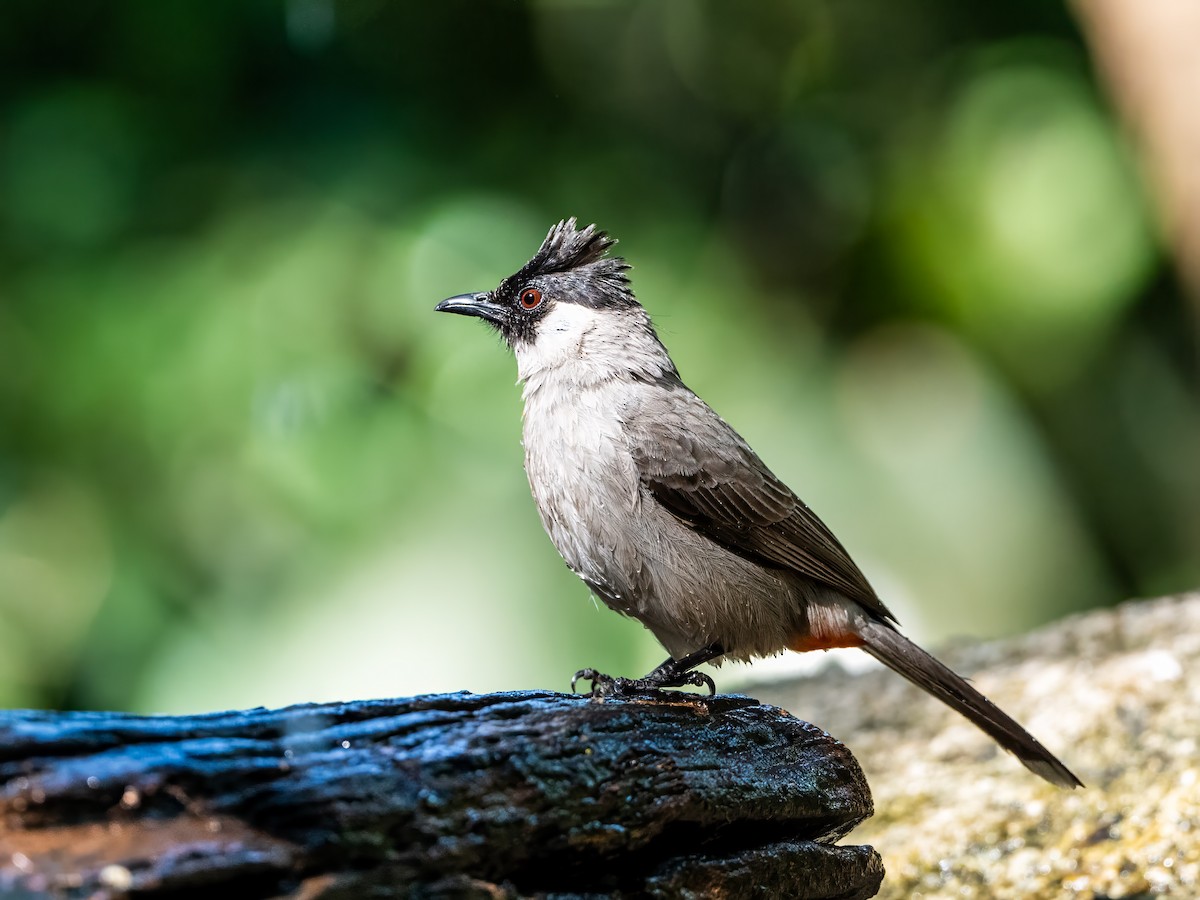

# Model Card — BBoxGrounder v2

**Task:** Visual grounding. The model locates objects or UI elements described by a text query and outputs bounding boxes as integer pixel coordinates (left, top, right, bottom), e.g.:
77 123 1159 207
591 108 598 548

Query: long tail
857 619 1083 788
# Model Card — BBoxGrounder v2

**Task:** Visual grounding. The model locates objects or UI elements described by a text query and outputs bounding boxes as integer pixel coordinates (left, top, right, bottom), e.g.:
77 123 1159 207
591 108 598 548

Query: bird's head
436 219 671 383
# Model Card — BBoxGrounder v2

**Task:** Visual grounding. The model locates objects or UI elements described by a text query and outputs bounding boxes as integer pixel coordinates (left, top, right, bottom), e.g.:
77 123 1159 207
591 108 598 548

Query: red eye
519 288 543 310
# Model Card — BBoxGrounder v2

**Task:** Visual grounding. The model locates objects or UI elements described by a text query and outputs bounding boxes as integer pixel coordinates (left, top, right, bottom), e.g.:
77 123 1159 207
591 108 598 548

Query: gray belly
523 414 810 661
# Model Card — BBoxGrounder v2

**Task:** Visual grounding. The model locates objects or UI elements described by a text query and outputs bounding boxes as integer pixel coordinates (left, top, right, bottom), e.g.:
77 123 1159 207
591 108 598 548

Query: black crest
508 218 633 306
520 218 620 276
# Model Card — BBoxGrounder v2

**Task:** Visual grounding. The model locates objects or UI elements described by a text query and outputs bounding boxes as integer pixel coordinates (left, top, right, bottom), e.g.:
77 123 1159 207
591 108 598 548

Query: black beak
435 292 508 326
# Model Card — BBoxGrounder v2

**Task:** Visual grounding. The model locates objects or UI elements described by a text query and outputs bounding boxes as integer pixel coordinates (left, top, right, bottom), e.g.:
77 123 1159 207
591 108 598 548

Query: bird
435 218 1082 788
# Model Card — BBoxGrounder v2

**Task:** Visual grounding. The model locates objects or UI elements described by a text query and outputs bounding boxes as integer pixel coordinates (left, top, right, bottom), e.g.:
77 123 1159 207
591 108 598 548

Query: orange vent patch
788 631 864 653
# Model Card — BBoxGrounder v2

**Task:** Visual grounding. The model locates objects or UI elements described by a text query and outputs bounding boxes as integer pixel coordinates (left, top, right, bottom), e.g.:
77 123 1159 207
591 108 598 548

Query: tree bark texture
0 690 881 899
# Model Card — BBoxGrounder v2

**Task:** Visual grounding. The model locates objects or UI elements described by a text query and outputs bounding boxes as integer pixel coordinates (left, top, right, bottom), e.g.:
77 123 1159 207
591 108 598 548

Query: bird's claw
571 669 639 698
570 667 716 697
675 670 717 695
571 668 614 695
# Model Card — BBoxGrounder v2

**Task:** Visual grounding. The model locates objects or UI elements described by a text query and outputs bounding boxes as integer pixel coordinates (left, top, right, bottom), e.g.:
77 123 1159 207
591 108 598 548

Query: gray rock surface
754 593 1200 899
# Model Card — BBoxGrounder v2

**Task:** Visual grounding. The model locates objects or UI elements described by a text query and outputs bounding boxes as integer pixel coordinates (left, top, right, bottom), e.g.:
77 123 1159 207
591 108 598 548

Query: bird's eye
519 288 543 310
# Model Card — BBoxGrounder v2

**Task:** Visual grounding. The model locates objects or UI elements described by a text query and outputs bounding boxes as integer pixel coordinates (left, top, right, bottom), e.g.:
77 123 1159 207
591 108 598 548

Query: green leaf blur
1 1 1196 712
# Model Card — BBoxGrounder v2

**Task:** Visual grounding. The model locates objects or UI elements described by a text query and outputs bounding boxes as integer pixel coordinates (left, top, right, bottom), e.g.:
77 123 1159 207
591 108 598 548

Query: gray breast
522 378 644 603
521 376 812 661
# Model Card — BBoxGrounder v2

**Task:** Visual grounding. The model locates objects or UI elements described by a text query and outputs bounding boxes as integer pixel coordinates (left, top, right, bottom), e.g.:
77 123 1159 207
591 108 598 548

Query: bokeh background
2 1 1197 714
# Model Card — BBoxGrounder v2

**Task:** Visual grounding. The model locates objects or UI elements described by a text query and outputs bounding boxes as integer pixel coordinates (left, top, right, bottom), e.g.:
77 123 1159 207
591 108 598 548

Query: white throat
514 303 602 383
514 302 677 392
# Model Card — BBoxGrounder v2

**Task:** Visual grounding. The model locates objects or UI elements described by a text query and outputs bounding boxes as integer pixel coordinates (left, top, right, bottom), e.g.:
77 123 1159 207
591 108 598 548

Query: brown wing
630 394 895 623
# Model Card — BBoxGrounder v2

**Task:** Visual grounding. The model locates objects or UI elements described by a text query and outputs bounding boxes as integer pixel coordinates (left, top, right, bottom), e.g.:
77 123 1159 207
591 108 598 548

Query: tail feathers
858 620 1083 789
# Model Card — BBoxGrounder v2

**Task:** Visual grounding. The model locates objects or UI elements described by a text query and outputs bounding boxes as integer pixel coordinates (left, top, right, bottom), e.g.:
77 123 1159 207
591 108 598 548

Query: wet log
0 690 881 899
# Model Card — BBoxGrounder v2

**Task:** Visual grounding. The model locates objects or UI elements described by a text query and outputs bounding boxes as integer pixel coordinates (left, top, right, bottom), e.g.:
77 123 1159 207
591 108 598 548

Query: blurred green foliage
1 1 1197 713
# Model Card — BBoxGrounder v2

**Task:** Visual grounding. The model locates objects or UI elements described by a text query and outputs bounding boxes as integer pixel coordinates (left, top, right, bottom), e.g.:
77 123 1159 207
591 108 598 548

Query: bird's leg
572 643 725 697
639 642 725 693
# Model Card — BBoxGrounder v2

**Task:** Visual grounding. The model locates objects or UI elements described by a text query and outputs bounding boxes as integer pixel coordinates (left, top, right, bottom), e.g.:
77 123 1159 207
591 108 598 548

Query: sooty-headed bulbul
435 218 1081 788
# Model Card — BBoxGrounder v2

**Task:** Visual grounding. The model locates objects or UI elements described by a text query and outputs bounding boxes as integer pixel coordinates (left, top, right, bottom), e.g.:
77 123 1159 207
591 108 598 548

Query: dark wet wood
0 690 882 898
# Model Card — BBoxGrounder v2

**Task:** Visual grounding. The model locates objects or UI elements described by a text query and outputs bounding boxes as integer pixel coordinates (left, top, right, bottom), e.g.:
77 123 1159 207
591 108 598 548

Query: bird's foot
646 669 717 695
571 667 716 698
571 668 616 696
